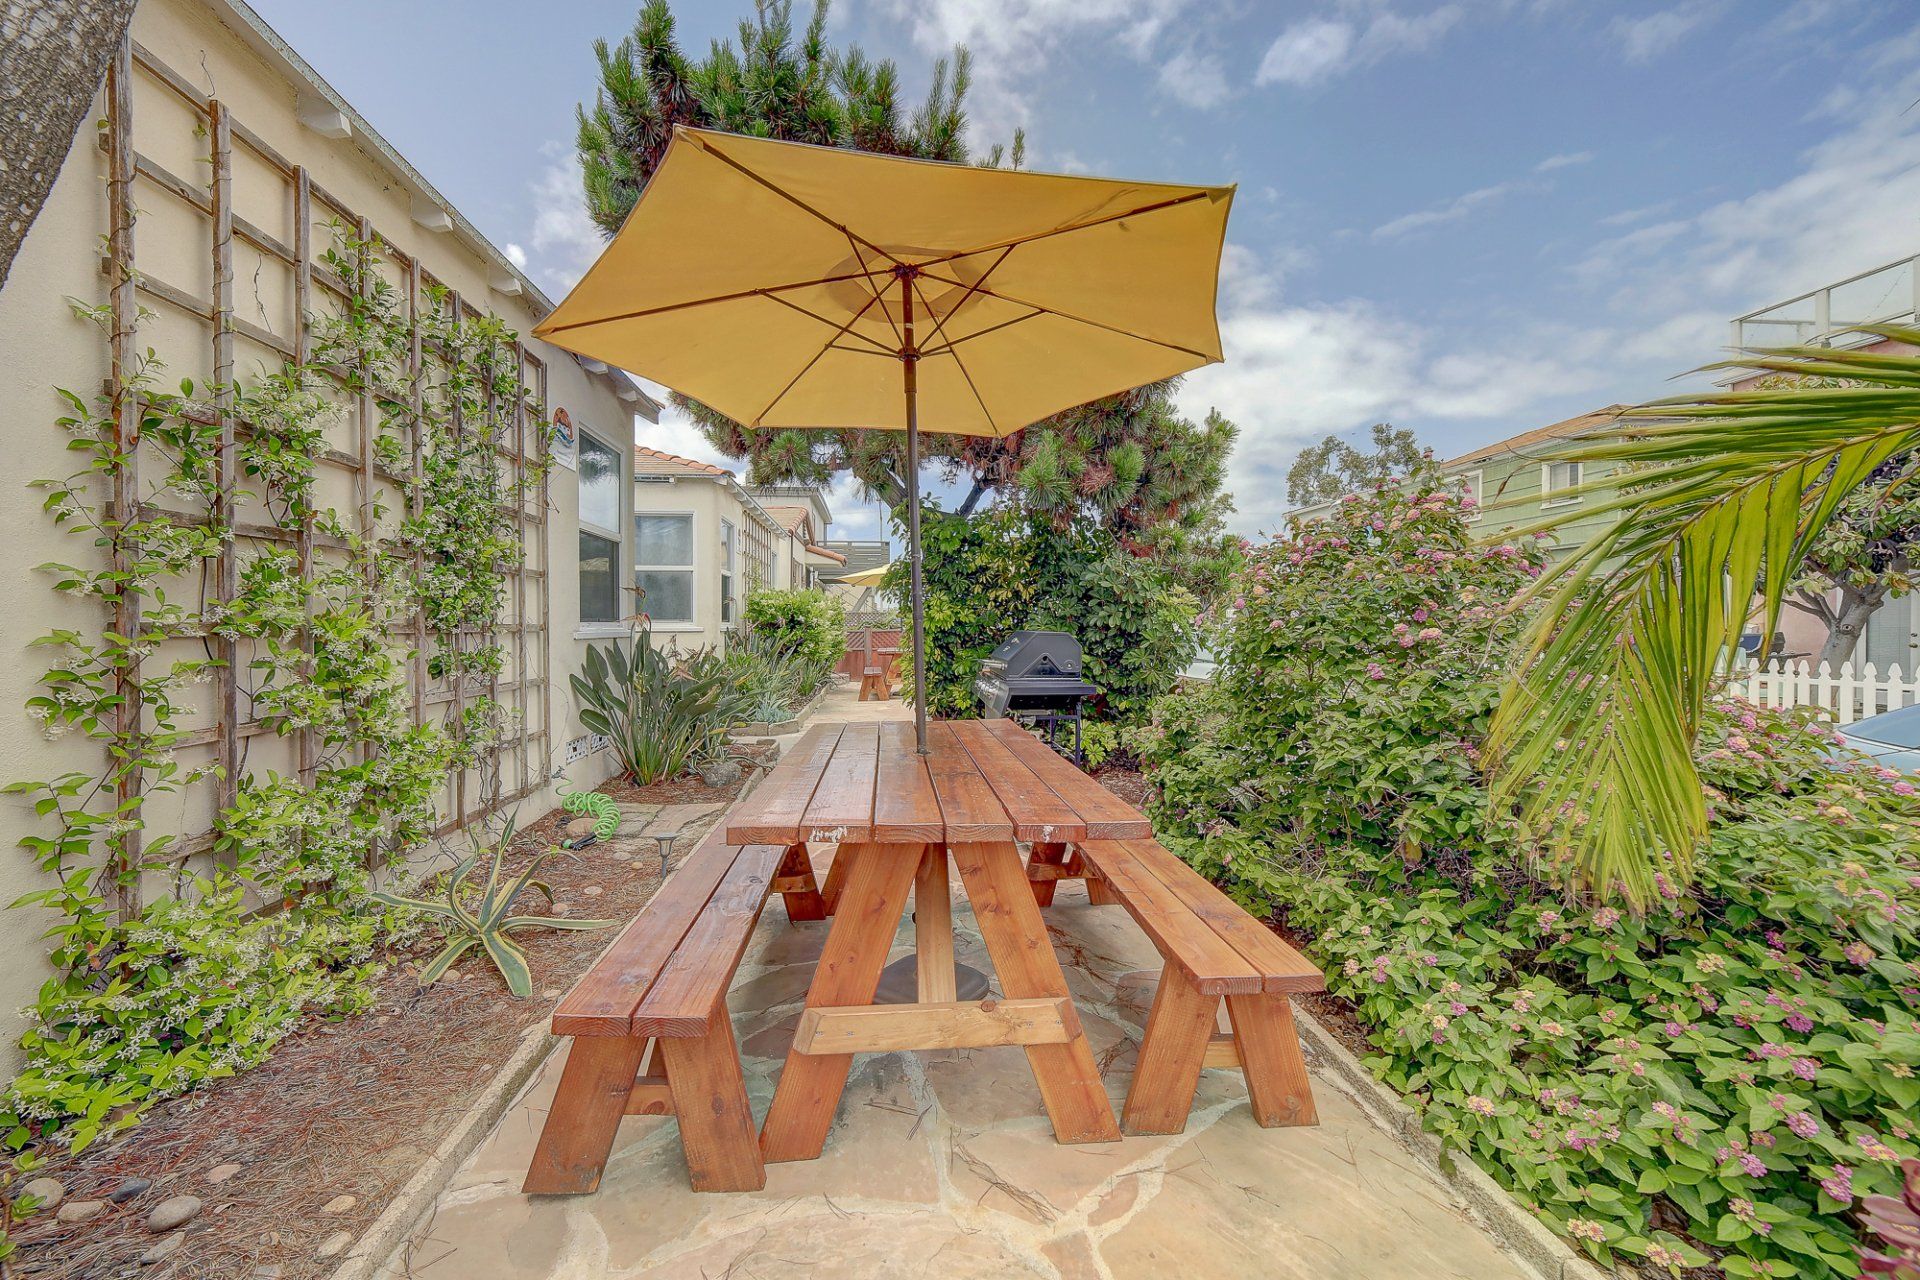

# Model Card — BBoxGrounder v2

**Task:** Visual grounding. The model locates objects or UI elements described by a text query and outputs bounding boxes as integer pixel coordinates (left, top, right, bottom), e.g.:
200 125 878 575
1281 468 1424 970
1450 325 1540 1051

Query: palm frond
1487 325 1920 905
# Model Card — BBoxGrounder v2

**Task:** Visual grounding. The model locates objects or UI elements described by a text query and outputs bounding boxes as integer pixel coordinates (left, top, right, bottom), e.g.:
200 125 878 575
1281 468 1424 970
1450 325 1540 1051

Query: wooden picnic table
727 718 1151 1162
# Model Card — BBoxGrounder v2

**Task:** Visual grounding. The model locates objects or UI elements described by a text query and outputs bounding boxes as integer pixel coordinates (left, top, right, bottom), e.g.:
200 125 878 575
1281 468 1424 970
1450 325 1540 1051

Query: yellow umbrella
535 126 1232 751
835 561 895 589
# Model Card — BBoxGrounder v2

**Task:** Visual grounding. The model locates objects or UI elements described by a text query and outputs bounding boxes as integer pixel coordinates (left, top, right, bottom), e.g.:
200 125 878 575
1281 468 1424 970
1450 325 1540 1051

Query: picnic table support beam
915 846 956 1003
1226 994 1319 1128
760 843 924 1163
774 840 827 921
948 841 1120 1145
523 1036 651 1195
1122 965 1217 1135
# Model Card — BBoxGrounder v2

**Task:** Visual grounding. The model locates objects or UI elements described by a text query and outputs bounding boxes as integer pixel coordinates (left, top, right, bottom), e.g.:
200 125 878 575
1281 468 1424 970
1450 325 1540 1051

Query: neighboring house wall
0 0 648 1074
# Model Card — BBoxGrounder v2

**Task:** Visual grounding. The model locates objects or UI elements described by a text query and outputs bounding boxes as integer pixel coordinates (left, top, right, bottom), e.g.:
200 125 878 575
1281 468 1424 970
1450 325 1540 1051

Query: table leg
949 841 1120 1144
759 842 923 1163
1122 965 1217 1134
1026 841 1068 907
915 846 956 1003
1226 993 1319 1127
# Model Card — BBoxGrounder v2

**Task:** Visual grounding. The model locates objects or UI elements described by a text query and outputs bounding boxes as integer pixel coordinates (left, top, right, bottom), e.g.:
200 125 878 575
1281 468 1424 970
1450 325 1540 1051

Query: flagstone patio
375 700 1546 1280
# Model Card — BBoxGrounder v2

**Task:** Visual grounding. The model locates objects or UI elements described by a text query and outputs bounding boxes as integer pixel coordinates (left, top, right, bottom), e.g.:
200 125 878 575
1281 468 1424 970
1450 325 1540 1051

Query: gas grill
974 630 1097 763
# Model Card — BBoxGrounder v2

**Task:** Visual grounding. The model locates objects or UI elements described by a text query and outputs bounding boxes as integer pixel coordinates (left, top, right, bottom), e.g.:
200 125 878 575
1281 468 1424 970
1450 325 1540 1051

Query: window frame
1540 459 1584 509
719 516 737 628
633 509 698 628
576 429 625 629
1456 468 1485 523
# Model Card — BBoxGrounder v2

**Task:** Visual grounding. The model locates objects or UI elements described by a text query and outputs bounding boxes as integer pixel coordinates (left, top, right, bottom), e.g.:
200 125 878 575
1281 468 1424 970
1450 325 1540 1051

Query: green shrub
743 589 845 675
1136 479 1920 1278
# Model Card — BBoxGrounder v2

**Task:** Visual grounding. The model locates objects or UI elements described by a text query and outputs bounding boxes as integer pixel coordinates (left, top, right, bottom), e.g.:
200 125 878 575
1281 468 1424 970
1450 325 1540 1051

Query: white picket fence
1732 658 1920 724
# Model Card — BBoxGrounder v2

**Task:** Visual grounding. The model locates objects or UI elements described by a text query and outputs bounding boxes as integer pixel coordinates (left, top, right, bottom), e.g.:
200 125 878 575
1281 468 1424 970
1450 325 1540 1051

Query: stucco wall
634 477 733 655
0 0 634 1076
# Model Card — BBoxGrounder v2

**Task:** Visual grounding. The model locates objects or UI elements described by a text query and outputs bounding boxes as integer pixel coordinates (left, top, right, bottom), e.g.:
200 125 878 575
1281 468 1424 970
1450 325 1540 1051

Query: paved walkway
379 687 1538 1279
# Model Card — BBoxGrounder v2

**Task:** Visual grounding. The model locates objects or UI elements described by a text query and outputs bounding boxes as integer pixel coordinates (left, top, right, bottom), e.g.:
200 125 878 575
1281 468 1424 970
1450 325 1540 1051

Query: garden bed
11 774 744 1279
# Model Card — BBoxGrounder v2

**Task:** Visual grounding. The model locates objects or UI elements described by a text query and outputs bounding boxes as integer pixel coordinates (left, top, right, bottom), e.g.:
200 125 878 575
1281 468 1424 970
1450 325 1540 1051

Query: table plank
926 722 1014 842
726 723 843 844
872 721 946 842
948 719 1086 843
632 842 783 1036
1077 840 1262 995
551 826 739 1036
801 722 881 843
981 718 1150 838
1127 838 1325 994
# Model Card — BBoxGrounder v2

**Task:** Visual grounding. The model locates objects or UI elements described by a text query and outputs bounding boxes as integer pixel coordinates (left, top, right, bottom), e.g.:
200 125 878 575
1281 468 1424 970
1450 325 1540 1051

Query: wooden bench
1071 837 1324 1135
857 665 890 701
523 827 827 1195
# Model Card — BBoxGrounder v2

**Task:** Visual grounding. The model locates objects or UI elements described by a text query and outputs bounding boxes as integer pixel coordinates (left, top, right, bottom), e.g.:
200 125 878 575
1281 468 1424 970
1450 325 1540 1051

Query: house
1438 405 1633 558
630 448 835 650
1732 253 1920 668
0 0 656 1072
1287 406 1636 561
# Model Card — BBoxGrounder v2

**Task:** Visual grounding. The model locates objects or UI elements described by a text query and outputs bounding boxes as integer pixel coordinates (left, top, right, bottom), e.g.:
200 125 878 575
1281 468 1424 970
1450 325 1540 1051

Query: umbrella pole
901 273 929 754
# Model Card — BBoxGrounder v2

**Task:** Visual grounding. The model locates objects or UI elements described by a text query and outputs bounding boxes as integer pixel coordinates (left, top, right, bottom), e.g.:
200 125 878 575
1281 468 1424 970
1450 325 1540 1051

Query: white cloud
523 145 605 297
1254 5 1464 89
1157 47 1233 110
1535 151 1593 172
1608 0 1726 64
1254 18 1355 88
875 0 1194 140
503 242 528 269
1373 178 1530 239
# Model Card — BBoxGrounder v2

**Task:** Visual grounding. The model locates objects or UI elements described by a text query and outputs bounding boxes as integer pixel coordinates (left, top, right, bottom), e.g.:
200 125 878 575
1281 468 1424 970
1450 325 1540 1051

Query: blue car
1833 703 1920 774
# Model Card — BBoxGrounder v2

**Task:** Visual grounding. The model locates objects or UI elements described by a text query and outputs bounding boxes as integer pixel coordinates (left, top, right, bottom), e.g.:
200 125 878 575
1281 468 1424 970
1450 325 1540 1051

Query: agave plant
1489 325 1920 904
571 625 732 783
725 627 809 723
373 816 613 998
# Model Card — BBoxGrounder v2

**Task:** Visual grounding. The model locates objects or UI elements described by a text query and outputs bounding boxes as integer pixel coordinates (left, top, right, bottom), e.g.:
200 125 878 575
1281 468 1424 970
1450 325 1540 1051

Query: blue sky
253 0 1920 542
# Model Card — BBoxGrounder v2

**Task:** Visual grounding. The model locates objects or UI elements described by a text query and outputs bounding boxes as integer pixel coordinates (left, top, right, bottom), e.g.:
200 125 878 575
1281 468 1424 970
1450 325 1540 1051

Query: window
635 513 695 624
720 518 737 627
1541 460 1583 506
1456 469 1484 522
577 432 622 623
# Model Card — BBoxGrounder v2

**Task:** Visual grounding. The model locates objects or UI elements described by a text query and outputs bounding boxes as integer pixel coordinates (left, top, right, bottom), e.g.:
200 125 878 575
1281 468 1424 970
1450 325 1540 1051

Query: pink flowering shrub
1138 480 1920 1278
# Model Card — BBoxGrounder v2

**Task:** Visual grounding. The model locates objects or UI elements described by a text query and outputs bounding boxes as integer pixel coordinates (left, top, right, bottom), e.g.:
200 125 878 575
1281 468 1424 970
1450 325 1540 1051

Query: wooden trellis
98 38 555 916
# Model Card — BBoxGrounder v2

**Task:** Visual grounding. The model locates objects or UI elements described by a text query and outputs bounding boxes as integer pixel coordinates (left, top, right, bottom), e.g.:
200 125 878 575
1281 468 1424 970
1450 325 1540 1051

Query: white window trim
634 508 698 626
720 516 737 628
577 429 625 626
1457 468 1484 523
1539 460 1583 509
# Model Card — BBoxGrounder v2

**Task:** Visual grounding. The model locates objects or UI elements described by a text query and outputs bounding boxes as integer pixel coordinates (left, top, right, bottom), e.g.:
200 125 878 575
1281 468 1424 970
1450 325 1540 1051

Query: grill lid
982 630 1084 681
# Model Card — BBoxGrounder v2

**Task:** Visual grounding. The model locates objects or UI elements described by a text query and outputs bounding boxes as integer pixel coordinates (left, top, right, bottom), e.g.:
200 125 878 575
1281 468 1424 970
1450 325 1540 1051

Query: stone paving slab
378 855 1541 1280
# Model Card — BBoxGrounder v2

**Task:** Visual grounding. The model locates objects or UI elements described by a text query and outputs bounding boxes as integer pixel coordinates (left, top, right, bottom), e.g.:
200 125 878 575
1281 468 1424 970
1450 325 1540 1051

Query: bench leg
1026 841 1067 907
775 841 828 922
523 1035 649 1195
1123 966 1217 1135
1226 993 1319 1127
660 1006 767 1191
951 841 1120 1145
817 845 853 917
1085 863 1122 907
760 843 923 1163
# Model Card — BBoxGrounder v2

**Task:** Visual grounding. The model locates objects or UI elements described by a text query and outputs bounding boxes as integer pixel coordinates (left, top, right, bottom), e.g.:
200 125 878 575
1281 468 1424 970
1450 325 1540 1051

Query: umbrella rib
759 292 899 356
753 290 890 425
910 275 999 436
918 310 1044 359
845 231 905 351
909 189 1215 274
538 268 891 335
917 268 1216 362
687 132 906 269
911 244 1016 361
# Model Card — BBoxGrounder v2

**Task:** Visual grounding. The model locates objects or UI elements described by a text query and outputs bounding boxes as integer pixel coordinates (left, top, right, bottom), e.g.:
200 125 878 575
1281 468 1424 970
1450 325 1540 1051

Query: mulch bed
12 768 751 1280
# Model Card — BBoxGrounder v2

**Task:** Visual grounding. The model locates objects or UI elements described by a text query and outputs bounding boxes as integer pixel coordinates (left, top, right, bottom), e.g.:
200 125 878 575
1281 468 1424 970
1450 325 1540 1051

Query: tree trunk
0 0 140 292
1818 586 1886 671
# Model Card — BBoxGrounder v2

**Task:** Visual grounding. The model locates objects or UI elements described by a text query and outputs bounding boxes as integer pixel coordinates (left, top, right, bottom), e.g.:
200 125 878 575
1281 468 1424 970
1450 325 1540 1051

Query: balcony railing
1732 253 1920 352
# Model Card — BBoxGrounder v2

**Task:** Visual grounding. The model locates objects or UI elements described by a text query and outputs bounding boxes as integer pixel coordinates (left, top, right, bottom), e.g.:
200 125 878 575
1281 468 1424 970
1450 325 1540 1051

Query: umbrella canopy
836 562 895 589
535 126 1233 750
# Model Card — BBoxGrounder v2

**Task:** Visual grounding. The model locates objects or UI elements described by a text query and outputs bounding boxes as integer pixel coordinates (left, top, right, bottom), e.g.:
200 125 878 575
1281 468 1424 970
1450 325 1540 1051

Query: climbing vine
2 229 543 1163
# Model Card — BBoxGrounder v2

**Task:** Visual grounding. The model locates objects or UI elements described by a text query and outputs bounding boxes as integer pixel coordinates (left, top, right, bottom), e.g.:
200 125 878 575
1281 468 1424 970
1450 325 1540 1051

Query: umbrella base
872 954 993 1005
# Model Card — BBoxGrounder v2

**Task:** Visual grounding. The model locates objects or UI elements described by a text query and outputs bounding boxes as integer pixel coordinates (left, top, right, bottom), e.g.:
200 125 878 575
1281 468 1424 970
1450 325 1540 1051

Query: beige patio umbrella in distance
534 126 1233 753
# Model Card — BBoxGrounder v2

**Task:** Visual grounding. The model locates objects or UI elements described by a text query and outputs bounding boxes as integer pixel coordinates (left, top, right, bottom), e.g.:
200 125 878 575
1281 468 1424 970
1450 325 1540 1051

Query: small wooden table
727 718 1150 1162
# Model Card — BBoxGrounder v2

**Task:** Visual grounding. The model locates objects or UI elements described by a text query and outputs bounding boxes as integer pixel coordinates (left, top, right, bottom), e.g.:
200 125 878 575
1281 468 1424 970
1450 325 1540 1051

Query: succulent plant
373 816 613 998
